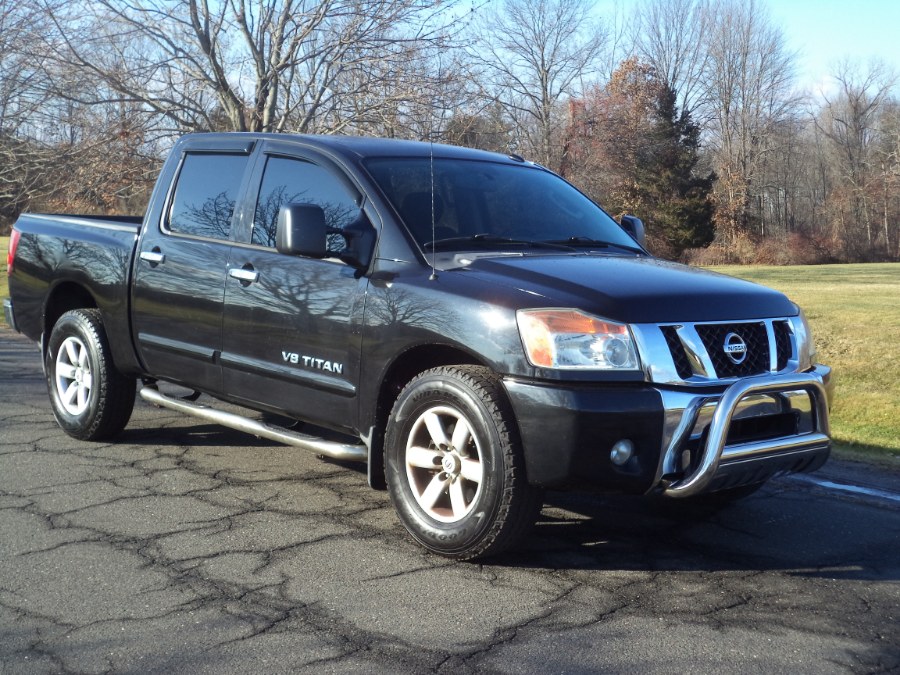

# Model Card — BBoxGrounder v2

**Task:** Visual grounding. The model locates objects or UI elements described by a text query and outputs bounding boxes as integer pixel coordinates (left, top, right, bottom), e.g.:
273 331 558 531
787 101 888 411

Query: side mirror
276 204 327 258
339 211 377 271
620 214 646 248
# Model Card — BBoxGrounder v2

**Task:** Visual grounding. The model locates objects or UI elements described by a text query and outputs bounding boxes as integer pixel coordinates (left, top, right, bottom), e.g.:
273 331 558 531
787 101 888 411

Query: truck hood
461 254 797 323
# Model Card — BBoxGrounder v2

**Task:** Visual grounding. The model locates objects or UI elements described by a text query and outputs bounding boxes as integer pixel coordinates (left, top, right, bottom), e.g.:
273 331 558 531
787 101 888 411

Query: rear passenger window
167 153 248 239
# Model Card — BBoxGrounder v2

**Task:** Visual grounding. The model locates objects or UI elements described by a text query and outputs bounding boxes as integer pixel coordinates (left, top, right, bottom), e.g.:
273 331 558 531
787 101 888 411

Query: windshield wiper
543 236 644 254
424 234 574 252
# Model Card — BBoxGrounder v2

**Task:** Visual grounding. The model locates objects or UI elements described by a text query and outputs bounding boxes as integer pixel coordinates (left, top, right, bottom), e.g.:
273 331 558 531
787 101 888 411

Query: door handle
228 267 259 284
139 250 165 265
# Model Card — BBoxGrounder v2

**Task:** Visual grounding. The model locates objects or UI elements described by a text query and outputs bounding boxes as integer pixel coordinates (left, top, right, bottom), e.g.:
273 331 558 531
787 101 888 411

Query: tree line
2 0 898 263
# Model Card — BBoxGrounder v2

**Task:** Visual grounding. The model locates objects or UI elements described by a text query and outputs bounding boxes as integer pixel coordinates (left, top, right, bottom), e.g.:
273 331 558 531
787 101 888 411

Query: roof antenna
428 49 443 282
429 138 437 281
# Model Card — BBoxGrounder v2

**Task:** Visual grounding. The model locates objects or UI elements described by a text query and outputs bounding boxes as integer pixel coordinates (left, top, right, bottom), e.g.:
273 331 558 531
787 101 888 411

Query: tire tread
47 309 135 441
388 364 542 560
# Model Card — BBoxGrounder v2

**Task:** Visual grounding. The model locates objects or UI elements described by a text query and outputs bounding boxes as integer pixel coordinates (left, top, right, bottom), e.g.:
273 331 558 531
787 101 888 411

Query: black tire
45 309 135 441
385 365 543 560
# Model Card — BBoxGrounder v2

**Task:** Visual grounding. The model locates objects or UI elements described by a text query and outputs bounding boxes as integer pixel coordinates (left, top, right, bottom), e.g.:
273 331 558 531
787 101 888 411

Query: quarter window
253 156 361 249
168 153 248 239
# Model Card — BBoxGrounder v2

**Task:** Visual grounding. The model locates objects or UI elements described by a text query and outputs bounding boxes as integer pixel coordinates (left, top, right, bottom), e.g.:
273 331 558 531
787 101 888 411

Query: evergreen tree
565 58 715 258
644 84 715 254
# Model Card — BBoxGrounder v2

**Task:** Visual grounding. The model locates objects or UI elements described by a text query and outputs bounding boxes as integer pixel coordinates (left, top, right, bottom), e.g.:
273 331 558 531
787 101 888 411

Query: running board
139 386 368 463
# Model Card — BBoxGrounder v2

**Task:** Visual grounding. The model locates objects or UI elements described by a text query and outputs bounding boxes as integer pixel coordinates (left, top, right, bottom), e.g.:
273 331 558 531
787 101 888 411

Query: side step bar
139 386 368 463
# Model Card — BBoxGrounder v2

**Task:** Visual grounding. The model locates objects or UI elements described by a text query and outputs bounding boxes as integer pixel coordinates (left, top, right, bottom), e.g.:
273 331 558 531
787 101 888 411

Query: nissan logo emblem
723 332 748 364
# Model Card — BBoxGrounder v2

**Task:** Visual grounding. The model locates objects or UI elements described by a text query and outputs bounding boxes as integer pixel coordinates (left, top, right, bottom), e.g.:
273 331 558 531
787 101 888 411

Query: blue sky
767 0 900 93
599 0 900 95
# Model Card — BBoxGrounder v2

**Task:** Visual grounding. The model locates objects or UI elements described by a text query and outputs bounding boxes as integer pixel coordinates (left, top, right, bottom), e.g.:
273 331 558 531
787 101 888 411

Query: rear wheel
385 365 542 560
46 309 135 440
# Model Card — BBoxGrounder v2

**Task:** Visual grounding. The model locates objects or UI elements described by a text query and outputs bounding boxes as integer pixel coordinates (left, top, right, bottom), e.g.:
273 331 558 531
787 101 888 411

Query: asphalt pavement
1 326 898 674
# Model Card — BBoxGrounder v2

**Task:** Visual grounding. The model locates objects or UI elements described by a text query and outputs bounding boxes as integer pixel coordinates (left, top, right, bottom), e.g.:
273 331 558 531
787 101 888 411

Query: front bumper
3 298 16 332
503 365 833 495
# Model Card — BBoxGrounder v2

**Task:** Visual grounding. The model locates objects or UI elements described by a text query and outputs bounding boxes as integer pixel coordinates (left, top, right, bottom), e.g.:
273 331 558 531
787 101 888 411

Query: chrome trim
655 390 812 478
140 386 368 463
26 214 141 234
139 250 166 264
629 323 674 383
790 314 814 371
674 324 715 378
764 321 778 372
661 394 706 475
632 317 805 386
662 370 830 498
721 432 830 461
228 268 259 283
3 298 17 332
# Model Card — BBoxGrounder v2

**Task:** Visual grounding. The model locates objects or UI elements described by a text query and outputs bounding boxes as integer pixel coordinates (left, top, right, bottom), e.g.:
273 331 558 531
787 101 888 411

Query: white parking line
790 474 900 504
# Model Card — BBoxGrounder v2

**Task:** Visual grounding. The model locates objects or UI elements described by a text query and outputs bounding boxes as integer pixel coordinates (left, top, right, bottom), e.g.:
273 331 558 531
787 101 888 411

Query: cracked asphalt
1 326 898 674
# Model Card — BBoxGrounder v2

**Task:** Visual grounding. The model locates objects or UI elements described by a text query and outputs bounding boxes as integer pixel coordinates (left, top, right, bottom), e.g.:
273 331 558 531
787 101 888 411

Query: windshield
364 157 641 252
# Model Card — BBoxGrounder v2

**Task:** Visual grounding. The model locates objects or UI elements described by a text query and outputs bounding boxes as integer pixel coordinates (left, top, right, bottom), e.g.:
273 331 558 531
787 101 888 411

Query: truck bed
8 213 142 374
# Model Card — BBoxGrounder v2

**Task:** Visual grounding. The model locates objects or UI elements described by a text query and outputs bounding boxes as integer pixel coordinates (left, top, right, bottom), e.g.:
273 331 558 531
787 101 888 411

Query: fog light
610 439 634 466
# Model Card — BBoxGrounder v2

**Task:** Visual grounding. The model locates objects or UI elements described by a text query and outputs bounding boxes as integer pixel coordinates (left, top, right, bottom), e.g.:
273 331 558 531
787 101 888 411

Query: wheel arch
42 282 98 356
41 281 141 376
366 344 490 490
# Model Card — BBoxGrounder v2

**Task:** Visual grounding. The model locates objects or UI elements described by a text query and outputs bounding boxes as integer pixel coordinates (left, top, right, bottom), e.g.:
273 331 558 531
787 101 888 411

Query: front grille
773 320 792 370
725 411 800 445
695 322 769 378
661 326 693 379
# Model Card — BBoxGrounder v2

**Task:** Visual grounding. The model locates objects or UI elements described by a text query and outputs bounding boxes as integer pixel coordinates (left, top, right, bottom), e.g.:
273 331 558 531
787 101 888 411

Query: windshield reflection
364 157 638 251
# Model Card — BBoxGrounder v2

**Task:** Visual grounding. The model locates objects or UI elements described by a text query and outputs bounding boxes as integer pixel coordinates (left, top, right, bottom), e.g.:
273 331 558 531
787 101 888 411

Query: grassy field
712 263 900 459
0 235 895 458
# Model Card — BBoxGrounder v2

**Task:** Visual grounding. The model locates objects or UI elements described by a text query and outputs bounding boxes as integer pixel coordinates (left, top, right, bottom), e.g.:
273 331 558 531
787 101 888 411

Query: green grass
0 236 8 301
710 263 900 459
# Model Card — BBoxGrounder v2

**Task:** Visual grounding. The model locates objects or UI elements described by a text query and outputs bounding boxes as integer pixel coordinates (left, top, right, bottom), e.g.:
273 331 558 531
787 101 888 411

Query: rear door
220 140 369 431
131 140 254 393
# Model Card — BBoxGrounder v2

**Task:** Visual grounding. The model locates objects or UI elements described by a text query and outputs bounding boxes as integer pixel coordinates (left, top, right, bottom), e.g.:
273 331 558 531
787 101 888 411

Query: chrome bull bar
663 371 831 498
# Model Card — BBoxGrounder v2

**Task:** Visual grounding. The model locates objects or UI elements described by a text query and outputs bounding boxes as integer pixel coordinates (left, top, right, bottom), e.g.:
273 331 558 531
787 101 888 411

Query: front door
220 144 369 431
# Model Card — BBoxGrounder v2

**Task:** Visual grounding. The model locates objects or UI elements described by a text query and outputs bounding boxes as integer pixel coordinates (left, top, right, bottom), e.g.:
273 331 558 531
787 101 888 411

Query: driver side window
252 156 360 251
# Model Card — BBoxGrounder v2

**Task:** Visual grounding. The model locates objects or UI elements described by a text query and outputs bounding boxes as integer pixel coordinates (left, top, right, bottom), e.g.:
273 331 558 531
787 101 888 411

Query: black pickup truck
4 133 833 559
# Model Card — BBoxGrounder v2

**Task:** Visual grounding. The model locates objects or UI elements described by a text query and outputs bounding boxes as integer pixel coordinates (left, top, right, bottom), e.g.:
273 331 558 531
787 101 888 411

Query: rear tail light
7 228 21 277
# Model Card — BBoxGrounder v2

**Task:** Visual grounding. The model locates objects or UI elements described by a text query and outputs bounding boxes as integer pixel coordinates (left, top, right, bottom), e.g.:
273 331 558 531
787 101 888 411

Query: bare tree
340 44 481 142
1 0 163 224
35 0 465 136
0 0 56 228
470 0 607 169
633 0 711 119
878 99 900 257
815 60 897 256
700 0 802 241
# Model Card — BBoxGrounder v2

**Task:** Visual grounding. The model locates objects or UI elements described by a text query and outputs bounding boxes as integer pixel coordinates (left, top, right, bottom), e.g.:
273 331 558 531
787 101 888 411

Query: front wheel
385 365 542 560
46 309 135 440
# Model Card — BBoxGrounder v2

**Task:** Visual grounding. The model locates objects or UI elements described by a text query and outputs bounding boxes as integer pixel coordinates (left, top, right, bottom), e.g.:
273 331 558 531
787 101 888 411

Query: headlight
516 309 641 370
797 309 817 369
